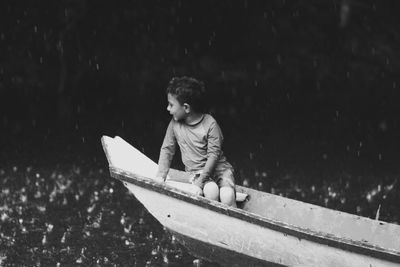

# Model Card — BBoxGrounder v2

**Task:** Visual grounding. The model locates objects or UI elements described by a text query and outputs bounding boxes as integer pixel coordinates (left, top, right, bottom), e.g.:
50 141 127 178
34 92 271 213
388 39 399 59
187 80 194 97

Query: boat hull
123 181 399 267
169 229 282 266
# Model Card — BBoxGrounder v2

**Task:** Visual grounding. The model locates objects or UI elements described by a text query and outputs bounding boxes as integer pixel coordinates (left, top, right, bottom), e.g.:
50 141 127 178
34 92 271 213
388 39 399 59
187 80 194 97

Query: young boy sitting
156 76 236 207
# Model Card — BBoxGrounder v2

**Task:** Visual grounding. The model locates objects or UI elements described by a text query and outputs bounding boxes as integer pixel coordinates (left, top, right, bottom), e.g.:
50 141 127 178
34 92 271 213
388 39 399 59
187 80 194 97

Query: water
0 162 200 266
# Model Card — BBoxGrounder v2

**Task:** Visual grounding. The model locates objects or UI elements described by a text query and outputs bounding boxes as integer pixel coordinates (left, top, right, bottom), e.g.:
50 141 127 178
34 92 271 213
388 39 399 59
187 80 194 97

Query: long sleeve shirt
156 114 231 180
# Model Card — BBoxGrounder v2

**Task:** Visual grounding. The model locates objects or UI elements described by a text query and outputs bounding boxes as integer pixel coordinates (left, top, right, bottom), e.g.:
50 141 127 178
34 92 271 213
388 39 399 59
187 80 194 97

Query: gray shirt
157 114 231 179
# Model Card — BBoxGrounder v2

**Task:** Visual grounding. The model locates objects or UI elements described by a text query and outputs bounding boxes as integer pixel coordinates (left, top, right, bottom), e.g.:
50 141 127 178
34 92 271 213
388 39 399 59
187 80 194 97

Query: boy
156 76 236 207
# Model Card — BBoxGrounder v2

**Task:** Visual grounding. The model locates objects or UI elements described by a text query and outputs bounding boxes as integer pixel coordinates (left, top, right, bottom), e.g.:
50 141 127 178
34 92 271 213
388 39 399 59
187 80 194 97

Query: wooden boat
101 135 400 267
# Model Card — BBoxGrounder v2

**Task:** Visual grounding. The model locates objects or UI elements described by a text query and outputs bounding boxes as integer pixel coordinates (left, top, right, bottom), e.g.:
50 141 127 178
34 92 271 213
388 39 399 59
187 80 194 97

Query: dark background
1 1 400 265
1 0 399 219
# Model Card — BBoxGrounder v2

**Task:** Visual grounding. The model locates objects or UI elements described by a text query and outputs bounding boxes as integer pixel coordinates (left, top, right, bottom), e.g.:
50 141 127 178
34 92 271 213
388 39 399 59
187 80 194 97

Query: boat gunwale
109 166 400 264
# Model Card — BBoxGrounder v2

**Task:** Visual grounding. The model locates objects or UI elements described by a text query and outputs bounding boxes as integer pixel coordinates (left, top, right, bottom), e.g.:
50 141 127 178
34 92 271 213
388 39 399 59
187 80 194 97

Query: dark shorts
191 164 236 190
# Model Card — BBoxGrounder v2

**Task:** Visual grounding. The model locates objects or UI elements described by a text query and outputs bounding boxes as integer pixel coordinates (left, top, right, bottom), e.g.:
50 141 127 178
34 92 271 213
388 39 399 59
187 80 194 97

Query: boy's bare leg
203 181 219 201
219 187 237 207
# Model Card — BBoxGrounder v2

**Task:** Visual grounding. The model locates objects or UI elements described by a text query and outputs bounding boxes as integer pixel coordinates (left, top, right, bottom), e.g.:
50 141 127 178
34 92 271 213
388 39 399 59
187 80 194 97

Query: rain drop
193 259 202 266
1 213 9 222
61 232 67 243
87 204 95 213
46 223 54 233
41 234 47 245
163 253 169 264
366 193 372 202
124 224 132 234
62 196 68 205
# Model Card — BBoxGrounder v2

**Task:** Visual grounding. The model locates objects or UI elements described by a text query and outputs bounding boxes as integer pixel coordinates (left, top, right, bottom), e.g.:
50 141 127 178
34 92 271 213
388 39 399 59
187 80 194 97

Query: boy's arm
156 120 177 180
199 121 223 181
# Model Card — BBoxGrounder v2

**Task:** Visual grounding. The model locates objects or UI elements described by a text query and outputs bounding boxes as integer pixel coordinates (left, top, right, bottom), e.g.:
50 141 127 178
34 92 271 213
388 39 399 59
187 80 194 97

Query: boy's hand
154 176 165 183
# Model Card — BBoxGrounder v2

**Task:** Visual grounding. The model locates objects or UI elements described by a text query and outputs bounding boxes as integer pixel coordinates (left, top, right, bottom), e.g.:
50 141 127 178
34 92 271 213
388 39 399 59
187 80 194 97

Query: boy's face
167 93 188 121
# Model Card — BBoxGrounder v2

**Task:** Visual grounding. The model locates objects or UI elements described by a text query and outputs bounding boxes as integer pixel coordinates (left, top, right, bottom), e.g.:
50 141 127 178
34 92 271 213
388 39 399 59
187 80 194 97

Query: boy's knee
219 186 236 207
189 185 203 196
203 182 219 201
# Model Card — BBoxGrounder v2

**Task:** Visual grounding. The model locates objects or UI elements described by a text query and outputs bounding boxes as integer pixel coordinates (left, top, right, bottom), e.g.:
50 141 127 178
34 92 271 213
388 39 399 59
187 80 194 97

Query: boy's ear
183 103 191 113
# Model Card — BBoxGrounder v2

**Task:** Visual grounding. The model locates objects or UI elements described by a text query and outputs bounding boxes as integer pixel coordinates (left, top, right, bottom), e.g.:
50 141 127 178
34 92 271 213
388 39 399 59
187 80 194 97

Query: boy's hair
166 76 206 112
